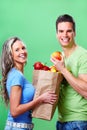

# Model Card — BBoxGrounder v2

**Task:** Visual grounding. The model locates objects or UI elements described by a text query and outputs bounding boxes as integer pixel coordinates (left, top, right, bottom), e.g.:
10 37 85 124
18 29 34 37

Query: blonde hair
1 37 22 105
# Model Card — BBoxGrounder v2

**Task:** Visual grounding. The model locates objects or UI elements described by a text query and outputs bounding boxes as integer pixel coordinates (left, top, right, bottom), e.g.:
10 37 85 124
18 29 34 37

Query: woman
1 37 57 130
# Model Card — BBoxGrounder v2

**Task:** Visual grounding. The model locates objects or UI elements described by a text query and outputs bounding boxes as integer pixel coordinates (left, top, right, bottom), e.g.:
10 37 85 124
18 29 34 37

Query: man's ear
73 31 76 37
74 32 76 37
56 33 58 39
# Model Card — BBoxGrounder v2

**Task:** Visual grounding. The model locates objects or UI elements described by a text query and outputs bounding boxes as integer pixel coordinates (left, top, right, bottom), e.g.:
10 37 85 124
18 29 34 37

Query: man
51 14 87 130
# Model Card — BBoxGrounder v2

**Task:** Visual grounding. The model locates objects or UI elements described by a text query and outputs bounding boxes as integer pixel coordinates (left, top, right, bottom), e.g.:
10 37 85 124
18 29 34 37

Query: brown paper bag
32 70 63 120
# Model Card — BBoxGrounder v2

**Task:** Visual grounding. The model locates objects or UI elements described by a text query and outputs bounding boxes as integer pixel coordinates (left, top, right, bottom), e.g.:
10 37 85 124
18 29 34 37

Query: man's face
56 22 76 48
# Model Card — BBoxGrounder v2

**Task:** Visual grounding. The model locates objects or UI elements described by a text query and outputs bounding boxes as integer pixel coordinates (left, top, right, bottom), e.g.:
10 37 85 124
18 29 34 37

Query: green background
0 0 87 130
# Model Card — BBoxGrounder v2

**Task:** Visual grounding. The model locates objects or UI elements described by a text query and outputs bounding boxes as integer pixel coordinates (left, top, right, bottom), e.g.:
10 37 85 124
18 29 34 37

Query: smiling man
51 14 87 130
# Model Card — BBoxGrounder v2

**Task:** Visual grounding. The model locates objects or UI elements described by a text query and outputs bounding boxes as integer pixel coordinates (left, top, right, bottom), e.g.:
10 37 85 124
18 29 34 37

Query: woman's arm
10 86 57 117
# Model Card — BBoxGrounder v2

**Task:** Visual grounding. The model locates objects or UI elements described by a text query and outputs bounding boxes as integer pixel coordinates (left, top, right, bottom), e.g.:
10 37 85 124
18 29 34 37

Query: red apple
33 62 44 70
42 65 50 71
51 51 62 60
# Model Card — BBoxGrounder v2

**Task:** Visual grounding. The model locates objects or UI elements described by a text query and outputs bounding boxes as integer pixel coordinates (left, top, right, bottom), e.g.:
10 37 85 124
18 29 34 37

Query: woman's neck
15 64 24 73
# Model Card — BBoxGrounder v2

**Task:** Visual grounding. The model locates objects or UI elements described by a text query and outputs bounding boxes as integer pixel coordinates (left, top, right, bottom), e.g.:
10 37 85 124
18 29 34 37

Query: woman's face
11 40 27 66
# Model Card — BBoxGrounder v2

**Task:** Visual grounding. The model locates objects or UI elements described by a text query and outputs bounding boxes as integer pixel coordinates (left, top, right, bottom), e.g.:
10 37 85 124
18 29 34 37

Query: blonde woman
1 37 57 130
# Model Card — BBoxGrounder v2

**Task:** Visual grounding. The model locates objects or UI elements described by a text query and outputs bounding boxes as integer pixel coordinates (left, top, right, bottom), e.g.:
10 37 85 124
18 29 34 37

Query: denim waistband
6 120 34 129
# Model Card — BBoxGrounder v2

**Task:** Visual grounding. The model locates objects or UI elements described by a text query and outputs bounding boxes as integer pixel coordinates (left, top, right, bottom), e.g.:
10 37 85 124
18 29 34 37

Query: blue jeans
56 121 87 130
4 125 33 130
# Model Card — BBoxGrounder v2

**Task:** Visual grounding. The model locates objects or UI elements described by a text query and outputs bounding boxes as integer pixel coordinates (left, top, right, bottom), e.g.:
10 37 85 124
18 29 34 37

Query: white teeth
62 38 69 42
19 54 25 58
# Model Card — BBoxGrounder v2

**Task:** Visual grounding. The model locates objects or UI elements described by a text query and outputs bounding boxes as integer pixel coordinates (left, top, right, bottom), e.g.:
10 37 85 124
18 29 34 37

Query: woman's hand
40 91 58 105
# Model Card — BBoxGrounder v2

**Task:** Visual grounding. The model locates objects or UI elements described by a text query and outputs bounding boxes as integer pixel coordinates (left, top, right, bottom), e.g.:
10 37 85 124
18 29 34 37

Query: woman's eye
22 46 26 50
15 48 19 51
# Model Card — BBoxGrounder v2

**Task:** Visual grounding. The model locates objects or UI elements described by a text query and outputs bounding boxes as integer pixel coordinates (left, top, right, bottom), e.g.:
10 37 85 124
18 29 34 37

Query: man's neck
62 44 78 58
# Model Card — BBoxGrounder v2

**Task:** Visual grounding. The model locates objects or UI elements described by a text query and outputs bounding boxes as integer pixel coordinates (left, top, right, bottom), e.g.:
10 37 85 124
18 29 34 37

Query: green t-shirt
58 46 87 122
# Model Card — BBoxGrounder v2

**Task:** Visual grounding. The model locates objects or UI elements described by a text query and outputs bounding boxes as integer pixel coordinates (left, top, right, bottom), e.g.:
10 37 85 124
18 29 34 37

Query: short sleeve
7 69 24 89
78 53 87 74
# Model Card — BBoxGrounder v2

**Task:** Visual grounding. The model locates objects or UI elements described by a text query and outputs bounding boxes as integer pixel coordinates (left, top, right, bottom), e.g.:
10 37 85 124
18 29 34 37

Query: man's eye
67 30 73 33
58 30 63 33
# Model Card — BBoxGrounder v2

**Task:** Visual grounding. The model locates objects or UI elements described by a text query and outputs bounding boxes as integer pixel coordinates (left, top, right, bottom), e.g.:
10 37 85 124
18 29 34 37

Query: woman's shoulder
8 67 23 79
7 68 24 87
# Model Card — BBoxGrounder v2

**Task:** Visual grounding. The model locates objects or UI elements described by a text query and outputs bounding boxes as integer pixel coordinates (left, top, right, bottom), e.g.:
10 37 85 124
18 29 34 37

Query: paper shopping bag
32 70 63 120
